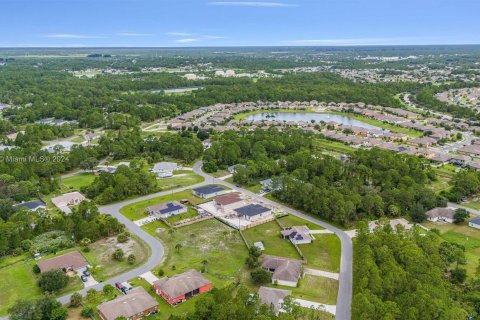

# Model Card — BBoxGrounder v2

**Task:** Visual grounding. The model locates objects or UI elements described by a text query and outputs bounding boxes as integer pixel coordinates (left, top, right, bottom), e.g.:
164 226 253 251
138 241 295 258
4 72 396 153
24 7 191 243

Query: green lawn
270 274 338 305
299 234 341 272
119 189 208 221
80 235 149 282
61 172 96 192
423 221 480 277
243 221 301 259
314 138 355 155
277 214 325 231
166 207 199 225
155 172 204 192
144 219 250 289
0 251 84 316
70 136 86 143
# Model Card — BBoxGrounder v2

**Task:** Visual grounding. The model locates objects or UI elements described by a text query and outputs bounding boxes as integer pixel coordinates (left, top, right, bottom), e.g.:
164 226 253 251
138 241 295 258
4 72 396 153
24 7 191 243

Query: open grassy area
0 250 84 316
423 221 480 277
166 207 199 225
61 172 96 192
119 189 208 221
277 214 325 230
155 172 204 192
144 219 250 289
80 235 149 282
270 274 338 305
299 234 341 272
314 138 355 155
243 220 301 259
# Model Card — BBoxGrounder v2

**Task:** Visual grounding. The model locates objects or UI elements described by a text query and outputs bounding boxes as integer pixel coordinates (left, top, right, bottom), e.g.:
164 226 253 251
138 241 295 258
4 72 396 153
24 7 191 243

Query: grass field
119 189 208 221
155 172 204 192
299 234 341 272
80 235 149 282
277 214 325 230
243 220 301 259
144 219 250 289
166 207 199 225
270 274 338 304
0 250 84 315
314 138 355 155
61 172 96 192
423 221 480 277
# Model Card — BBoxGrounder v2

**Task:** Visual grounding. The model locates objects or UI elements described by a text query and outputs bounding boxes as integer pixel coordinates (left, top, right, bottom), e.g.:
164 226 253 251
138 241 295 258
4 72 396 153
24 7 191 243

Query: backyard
423 221 480 276
61 172 96 192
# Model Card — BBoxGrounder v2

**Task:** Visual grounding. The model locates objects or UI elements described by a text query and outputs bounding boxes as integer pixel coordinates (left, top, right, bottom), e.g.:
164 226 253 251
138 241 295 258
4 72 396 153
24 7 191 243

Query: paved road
448 202 480 216
192 161 353 320
29 162 351 320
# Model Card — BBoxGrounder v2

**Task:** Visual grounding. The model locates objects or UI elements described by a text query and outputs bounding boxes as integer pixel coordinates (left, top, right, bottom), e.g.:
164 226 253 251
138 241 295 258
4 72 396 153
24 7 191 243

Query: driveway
192 161 353 320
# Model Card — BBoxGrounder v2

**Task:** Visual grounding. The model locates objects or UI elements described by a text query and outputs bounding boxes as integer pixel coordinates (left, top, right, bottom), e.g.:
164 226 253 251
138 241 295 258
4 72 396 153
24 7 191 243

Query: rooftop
37 251 87 273
193 185 226 195
97 287 158 320
235 204 271 217
153 269 210 299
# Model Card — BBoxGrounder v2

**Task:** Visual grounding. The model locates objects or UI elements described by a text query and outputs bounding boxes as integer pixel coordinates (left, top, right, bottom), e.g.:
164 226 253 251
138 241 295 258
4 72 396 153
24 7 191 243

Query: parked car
81 275 88 282
83 270 90 276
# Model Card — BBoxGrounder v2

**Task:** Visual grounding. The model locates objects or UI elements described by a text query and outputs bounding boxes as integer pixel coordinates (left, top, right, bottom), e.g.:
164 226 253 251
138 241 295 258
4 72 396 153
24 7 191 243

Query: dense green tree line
352 224 472 319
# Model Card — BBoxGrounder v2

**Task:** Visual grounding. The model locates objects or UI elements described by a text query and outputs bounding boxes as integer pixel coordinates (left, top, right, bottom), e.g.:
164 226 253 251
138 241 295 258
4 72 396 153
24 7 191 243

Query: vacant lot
156 171 204 192
144 218 250 289
424 221 480 277
119 189 207 221
81 235 149 282
278 214 325 231
61 172 95 192
270 274 338 305
300 234 341 272
243 220 301 259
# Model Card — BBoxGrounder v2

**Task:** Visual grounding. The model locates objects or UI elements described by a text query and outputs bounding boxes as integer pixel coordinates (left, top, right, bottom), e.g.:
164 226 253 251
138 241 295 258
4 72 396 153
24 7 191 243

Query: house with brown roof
425 207 455 223
213 192 244 211
261 255 303 287
281 226 312 244
408 137 437 148
37 251 88 273
152 269 211 305
459 144 480 157
258 286 291 315
97 287 158 320
51 191 86 214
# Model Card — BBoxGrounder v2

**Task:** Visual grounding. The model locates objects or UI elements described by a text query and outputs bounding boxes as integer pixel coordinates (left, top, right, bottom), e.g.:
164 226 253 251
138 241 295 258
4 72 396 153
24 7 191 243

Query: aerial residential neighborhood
2 1 480 320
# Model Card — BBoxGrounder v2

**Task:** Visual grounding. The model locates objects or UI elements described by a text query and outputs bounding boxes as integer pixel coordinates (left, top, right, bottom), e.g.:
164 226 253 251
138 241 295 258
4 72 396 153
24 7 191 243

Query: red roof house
152 269 211 305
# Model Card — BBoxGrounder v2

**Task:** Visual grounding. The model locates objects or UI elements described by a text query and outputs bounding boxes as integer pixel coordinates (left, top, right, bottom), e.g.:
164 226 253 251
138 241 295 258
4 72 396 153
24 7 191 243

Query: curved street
48 161 352 320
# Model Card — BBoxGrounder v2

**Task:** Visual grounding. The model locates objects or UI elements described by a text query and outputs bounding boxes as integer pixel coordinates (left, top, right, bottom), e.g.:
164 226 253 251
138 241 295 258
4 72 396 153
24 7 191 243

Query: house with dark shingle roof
234 204 271 221
425 207 455 223
152 269 211 305
146 201 187 218
258 286 291 315
192 185 227 198
261 255 303 287
16 200 46 211
469 217 480 230
97 287 158 320
281 226 312 244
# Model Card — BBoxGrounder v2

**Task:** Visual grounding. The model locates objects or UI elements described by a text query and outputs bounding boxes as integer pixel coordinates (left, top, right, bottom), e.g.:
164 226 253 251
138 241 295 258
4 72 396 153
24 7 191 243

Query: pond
246 112 385 130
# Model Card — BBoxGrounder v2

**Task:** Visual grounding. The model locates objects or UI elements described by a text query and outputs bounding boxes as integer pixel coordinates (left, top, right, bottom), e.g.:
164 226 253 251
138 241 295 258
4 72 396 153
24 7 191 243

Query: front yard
155 171 204 192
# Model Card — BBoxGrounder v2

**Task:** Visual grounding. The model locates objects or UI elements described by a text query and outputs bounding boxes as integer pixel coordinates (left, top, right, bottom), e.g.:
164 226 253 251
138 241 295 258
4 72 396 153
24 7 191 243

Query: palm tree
201 259 208 272
175 243 182 253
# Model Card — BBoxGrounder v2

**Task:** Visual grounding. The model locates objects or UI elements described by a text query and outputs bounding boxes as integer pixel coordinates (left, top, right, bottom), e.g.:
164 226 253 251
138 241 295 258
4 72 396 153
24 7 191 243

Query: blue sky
1 0 479 47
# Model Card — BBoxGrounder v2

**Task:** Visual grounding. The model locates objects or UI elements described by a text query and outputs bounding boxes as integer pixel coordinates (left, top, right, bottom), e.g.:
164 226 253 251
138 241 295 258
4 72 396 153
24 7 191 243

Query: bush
32 264 41 274
117 232 130 243
112 248 124 261
250 268 272 284
38 269 69 292
127 254 136 265
81 306 95 318
70 292 82 307
158 269 165 276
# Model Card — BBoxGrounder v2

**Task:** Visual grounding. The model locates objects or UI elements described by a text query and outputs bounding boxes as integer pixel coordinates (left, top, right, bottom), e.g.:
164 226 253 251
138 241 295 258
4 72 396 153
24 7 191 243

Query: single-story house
408 137 437 148
234 204 271 221
281 226 312 244
16 200 46 211
425 207 455 223
37 251 88 273
97 287 158 320
152 162 179 176
258 286 291 315
469 217 480 230
146 201 187 218
51 191 86 214
459 144 480 157
213 192 244 211
152 269 211 305
192 185 227 198
261 255 303 287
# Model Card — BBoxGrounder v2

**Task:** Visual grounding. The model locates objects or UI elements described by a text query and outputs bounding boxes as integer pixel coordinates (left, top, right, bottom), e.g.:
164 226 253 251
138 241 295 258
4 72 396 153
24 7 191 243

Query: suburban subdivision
2 5 480 318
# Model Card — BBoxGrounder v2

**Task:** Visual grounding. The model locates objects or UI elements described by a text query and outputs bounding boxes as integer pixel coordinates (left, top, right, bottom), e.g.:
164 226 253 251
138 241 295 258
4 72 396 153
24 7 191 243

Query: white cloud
208 1 297 7
176 38 199 43
43 33 102 39
167 32 194 36
117 32 152 37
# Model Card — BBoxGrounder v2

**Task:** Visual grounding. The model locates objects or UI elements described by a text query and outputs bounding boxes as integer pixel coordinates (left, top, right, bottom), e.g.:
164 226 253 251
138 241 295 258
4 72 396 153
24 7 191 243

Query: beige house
51 191 86 214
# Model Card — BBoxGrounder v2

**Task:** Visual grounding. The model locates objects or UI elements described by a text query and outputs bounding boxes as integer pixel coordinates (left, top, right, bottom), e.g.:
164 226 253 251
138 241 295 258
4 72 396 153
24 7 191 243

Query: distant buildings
192 185 227 198
469 217 480 230
51 191 86 214
15 200 46 212
151 162 179 178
